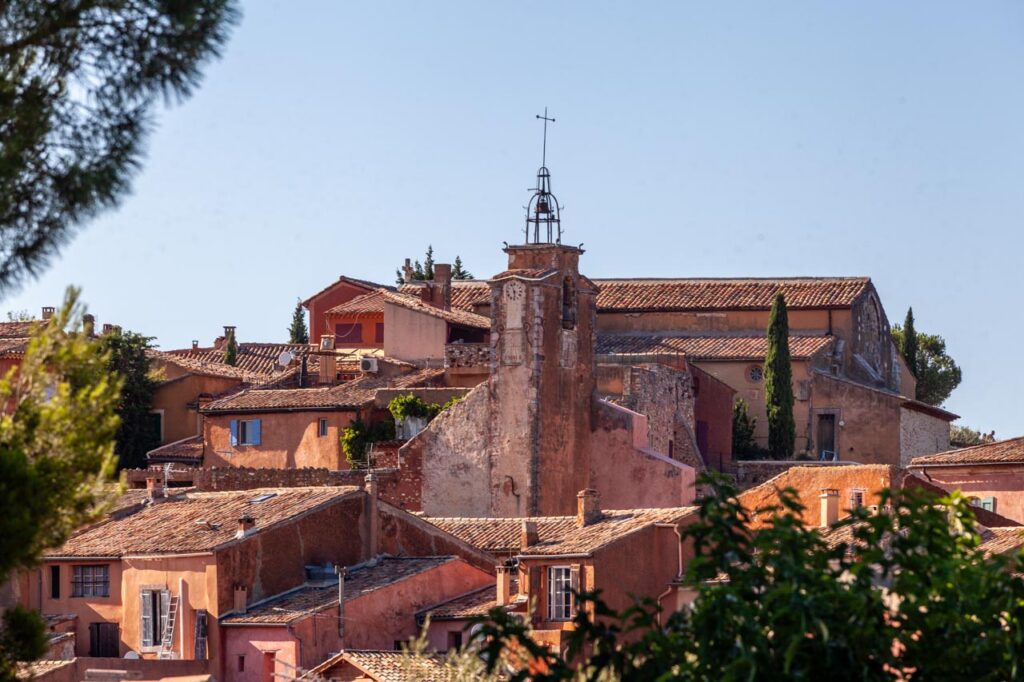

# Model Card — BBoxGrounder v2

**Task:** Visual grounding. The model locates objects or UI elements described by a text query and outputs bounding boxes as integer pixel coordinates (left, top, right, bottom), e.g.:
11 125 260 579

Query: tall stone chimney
82 314 95 337
235 515 255 539
402 258 414 283
576 489 601 528
520 521 539 550
233 585 248 614
192 340 199 350
146 476 165 502
819 488 840 528
319 335 337 384
496 565 512 606
433 263 452 310
41 306 55 320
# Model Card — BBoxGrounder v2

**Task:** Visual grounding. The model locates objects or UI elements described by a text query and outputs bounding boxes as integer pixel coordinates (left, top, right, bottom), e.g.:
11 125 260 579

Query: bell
536 199 549 214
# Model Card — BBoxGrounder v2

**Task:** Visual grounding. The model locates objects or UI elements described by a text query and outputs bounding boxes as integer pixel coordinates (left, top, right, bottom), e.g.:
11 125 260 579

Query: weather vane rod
536 107 555 167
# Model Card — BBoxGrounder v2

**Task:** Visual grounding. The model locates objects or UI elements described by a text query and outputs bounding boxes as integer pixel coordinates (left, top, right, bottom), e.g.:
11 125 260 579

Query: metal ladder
157 595 179 659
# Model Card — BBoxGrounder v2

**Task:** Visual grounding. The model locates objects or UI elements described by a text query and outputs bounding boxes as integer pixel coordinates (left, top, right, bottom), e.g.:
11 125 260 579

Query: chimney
191 340 199 350
819 489 840 528
235 515 255 539
576 489 601 528
433 263 452 310
223 325 236 340
364 474 380 557
335 566 347 638
402 258 414 284
102 323 114 335
496 565 512 606
299 355 308 388
319 336 337 384
146 476 165 502
41 306 55 320
233 585 248 614
520 520 539 551
82 314 95 337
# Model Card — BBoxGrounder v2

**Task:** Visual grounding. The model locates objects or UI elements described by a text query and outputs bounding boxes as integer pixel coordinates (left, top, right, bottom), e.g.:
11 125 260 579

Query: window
335 323 363 344
976 496 997 512
375 322 384 343
89 622 119 657
140 588 169 648
194 610 208 660
230 419 261 446
446 631 463 652
50 565 60 599
849 490 865 509
72 565 109 597
547 565 577 621
237 655 245 672
318 418 328 437
147 410 164 443
747 365 764 383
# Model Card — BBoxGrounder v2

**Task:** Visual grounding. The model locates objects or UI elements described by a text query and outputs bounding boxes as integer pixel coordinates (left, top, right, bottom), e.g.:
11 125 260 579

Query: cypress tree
901 307 918 378
224 328 238 366
765 292 796 459
288 299 309 344
452 255 473 280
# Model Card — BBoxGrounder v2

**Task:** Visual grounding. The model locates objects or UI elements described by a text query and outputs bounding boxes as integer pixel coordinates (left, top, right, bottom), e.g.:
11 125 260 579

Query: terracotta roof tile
45 487 361 557
381 291 491 330
160 343 319 380
910 437 1024 466
201 367 445 413
596 334 834 361
400 282 490 312
0 320 36 339
223 556 456 625
419 585 498 620
325 290 388 316
0 336 30 357
310 650 449 682
146 435 204 465
979 527 1024 556
424 507 697 557
302 276 394 306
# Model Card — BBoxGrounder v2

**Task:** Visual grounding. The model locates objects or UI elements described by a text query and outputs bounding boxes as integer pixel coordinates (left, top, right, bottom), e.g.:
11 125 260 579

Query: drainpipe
654 523 685 626
286 622 305 671
335 566 346 641
179 577 186 659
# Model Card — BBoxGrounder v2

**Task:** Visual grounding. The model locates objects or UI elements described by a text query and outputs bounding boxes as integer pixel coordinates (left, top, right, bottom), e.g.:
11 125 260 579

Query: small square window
318 418 328 437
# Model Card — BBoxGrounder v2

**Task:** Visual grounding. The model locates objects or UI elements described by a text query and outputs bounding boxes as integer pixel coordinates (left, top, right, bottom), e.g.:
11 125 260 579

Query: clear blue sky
4 2 1022 436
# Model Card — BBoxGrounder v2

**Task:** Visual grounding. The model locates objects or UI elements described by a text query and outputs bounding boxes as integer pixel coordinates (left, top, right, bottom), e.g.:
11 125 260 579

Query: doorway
817 414 836 461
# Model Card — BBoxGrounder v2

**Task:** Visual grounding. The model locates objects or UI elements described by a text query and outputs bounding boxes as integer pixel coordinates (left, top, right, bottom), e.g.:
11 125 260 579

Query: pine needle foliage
288 299 309 344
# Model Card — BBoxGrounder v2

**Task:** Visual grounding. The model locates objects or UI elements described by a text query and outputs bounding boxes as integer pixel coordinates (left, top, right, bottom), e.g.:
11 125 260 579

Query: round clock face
747 365 764 383
504 280 525 301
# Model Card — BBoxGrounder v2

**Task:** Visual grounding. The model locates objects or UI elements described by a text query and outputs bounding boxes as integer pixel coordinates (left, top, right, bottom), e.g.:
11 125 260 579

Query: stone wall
620 363 703 470
445 342 491 368
898 407 951 467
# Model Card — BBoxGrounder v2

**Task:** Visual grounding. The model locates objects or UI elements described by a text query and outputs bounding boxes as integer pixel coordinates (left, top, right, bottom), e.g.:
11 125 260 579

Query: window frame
231 418 262 446
318 418 328 437
140 587 170 649
547 565 577 621
71 565 110 598
50 565 60 600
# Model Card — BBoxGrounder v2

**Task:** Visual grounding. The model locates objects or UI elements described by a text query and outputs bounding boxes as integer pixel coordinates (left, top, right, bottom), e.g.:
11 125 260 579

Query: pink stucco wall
911 464 1024 524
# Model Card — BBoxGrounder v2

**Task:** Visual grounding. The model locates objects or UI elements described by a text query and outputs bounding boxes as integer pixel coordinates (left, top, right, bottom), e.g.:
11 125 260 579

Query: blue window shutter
252 420 261 446
982 497 996 512
230 420 238 447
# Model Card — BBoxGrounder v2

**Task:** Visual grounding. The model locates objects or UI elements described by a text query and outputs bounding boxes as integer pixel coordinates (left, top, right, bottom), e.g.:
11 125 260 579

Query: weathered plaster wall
910 464 1024 524
222 628 298 682
378 502 497 572
809 373 901 465
691 364 735 472
307 280 375 345
383 303 447 364
594 308 844 337
898 408 950 466
40 561 125 658
203 410 356 470
152 373 241 445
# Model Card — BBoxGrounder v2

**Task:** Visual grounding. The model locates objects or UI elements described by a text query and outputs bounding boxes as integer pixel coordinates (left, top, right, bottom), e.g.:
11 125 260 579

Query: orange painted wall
307 281 376 344
39 561 125 658
324 312 383 347
153 374 242 445
912 464 1024 524
203 410 357 470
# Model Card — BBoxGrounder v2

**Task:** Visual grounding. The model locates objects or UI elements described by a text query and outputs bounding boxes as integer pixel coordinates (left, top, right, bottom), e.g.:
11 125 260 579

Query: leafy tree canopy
891 326 962 406
430 474 1024 681
0 0 239 295
0 289 120 680
395 246 474 283
950 423 996 448
99 328 159 470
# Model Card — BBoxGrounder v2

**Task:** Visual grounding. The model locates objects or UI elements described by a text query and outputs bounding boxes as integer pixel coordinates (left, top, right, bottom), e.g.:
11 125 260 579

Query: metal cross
536 107 555 167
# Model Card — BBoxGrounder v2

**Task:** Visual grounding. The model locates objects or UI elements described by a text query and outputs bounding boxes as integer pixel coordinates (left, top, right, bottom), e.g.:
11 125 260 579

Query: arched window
561 277 576 330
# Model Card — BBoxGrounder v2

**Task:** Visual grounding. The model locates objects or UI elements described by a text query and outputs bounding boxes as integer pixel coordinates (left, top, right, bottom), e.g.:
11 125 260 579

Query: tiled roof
979 527 1024 556
0 336 30 357
401 282 491 311
596 334 834 361
46 487 361 558
201 367 445 413
223 556 455 625
381 291 491 330
159 343 321 382
424 507 697 557
16 659 74 681
302 275 394 306
146 435 204 465
326 289 387 316
0 320 36 338
309 650 448 682
910 437 1024 466
420 584 498 620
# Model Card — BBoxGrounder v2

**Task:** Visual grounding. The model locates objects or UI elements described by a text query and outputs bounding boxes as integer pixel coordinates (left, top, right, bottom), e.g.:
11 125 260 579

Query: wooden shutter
229 420 238 446
89 623 100 656
251 420 261 446
159 590 170 645
98 623 119 657
140 592 154 647
194 610 208 660
570 565 581 615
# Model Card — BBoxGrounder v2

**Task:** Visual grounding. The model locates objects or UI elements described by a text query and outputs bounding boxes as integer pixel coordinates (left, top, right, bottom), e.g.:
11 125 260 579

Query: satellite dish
277 350 294 367
124 651 140 659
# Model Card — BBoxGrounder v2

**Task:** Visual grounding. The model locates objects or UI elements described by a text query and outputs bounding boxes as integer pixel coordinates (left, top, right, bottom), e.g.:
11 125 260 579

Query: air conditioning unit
360 357 379 374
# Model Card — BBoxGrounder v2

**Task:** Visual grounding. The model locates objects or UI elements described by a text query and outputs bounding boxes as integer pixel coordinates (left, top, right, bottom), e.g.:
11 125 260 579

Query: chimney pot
576 489 602 528
819 488 840 528
146 476 165 501
82 314 95 337
496 565 512 606
433 263 452 310
236 514 256 539
102 323 114 335
520 520 539 550
192 340 199 350
233 585 248 614
41 306 55 320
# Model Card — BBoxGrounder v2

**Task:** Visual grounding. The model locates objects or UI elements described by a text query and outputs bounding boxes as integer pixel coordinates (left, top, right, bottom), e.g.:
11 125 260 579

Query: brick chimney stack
102 323 114 335
402 258 414 283
146 476 165 502
319 335 337 384
496 565 512 606
233 585 248 614
82 314 95 337
819 489 840 528
41 306 55 320
235 515 255 539
520 520 539 550
433 263 452 310
192 340 199 350
576 489 602 528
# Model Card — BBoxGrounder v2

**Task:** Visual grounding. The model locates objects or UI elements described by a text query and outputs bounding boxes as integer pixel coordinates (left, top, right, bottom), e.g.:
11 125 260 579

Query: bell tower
486 111 598 516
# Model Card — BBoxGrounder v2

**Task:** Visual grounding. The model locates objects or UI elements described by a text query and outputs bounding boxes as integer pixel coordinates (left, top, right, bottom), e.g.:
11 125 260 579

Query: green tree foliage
0 2 239 295
441 474 1024 681
99 329 159 470
899 307 918 378
452 255 473 280
731 398 762 459
764 293 795 459
0 289 120 680
223 328 238 366
5 310 31 322
891 326 962 406
288 298 309 344
340 418 396 466
950 424 996 448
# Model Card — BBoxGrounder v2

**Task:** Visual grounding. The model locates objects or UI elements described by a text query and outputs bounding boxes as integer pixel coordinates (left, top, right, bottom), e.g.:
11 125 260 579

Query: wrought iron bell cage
525 166 562 244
